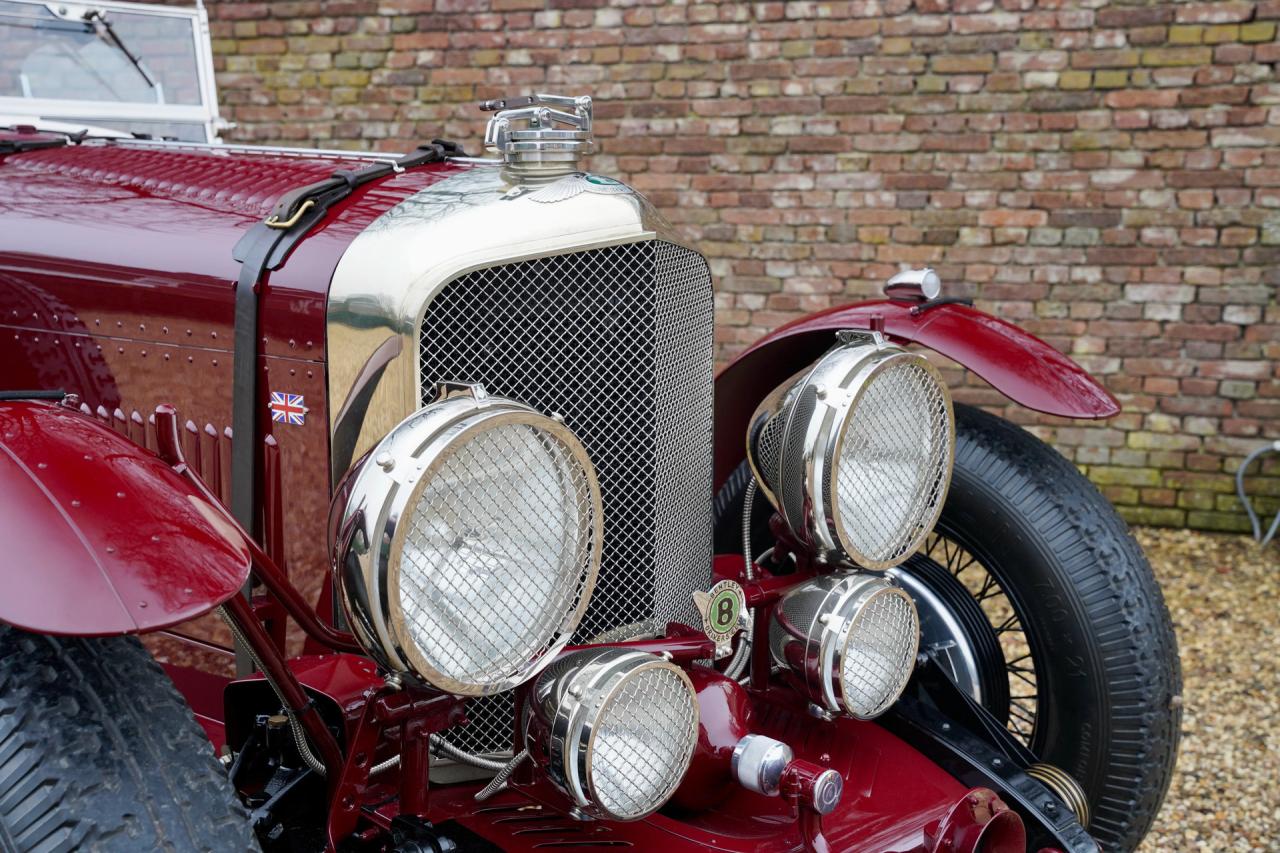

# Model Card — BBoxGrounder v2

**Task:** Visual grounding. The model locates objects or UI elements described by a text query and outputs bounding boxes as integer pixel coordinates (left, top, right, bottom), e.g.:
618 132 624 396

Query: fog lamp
769 572 920 719
334 384 602 696
747 330 954 570
529 648 699 820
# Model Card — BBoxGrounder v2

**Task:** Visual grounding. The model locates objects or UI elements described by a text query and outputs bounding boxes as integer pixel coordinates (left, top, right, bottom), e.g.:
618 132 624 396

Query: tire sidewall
936 460 1110 790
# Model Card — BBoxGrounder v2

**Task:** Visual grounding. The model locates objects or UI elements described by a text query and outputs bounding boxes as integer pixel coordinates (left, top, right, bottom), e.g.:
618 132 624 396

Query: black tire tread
0 625 258 853
945 403 1181 852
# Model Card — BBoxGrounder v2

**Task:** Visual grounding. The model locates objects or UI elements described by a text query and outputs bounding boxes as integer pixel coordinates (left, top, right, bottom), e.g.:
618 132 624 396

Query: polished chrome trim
93 136 504 166
809 768 844 815
333 389 603 696
747 332 956 570
769 571 920 719
483 93 593 176
884 267 942 301
823 348 954 568
326 165 692 485
887 566 983 704
90 136 406 163
534 648 698 821
331 335 402 484
731 734 793 797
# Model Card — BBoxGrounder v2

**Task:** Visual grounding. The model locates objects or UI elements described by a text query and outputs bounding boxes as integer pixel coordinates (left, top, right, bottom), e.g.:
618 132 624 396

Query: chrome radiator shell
328 167 715 760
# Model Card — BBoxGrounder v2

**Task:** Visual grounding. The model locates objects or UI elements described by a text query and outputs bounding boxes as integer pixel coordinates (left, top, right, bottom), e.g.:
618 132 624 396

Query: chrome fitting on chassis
730 734 843 816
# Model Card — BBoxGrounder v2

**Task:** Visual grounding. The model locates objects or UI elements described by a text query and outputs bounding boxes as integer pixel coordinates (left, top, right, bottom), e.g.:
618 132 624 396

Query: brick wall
204 0 1280 531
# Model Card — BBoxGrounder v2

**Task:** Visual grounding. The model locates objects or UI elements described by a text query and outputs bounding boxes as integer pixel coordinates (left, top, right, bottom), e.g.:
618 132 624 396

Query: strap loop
264 198 315 230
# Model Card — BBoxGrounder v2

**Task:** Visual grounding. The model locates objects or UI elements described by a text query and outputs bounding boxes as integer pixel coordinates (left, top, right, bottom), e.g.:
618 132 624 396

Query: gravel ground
1134 526 1279 852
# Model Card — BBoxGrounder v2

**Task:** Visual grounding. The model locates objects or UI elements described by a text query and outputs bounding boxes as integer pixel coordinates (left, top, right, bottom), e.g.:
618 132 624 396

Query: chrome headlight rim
748 332 956 571
771 571 920 720
833 580 921 719
822 349 955 570
542 648 699 821
335 389 604 697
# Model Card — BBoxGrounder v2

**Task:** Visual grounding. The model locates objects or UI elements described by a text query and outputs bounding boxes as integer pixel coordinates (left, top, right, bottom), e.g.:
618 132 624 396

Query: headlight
747 330 954 569
528 648 699 820
769 572 919 719
334 385 602 695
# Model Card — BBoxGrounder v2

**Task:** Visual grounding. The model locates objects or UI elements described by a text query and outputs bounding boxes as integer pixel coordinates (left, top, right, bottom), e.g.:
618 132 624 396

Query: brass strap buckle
264 198 315 230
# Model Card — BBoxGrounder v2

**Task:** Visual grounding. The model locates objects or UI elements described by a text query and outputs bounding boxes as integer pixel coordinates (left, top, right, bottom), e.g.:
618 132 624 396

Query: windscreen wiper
82 9 155 89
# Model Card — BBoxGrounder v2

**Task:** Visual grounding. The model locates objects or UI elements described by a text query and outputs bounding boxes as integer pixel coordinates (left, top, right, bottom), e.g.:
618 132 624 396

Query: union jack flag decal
269 391 308 426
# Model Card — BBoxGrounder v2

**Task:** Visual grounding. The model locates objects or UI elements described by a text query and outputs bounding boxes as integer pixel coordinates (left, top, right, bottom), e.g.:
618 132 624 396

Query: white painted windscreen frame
0 0 224 142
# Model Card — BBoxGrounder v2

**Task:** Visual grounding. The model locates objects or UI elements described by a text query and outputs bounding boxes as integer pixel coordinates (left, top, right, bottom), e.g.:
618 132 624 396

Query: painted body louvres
0 94 1178 853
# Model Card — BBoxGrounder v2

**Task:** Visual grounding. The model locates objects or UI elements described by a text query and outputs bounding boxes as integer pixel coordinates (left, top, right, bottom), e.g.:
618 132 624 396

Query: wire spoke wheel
902 532 1042 748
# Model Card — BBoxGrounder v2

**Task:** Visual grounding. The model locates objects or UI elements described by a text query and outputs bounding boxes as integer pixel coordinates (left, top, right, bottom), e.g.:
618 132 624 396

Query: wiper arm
82 9 155 89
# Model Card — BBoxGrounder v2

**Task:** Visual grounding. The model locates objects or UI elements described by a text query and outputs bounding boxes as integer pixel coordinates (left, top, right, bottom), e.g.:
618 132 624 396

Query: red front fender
0 400 250 636
714 300 1119 489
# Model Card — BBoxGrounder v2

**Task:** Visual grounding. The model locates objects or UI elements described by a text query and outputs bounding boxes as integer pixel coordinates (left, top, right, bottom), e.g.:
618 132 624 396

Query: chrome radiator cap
481 93 594 177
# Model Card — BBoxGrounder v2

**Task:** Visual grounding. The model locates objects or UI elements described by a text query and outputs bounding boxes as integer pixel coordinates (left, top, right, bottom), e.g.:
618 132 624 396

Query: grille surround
417 239 714 757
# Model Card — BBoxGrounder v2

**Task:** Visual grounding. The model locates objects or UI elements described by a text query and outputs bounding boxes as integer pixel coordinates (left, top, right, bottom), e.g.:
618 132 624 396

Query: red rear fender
714 300 1119 489
0 401 251 636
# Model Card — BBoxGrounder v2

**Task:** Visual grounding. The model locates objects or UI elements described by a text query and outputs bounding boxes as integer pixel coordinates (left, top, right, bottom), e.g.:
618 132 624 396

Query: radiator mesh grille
418 240 714 758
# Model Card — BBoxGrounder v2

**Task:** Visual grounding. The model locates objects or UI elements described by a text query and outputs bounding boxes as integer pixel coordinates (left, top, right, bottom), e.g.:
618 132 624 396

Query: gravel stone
1135 526 1279 852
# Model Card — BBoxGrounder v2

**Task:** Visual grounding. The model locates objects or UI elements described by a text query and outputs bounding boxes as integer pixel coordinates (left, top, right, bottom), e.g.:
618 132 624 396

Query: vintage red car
0 8 1179 852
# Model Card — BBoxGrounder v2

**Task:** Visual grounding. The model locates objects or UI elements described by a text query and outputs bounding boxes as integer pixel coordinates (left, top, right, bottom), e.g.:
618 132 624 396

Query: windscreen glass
0 2 202 106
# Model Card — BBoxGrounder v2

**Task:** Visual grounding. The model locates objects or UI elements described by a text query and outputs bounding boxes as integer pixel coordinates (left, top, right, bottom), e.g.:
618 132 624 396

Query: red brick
1174 2 1255 23
1096 5 1174 27
203 0 1280 531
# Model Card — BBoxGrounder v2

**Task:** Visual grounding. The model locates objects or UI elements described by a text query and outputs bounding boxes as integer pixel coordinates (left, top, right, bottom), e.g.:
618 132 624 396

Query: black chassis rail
883 653 1099 853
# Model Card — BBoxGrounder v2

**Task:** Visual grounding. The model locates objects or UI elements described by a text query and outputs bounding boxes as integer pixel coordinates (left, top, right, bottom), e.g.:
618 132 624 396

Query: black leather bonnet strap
228 139 463 541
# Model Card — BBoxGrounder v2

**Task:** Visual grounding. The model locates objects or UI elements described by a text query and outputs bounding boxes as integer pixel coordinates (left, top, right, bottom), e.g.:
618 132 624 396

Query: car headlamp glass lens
748 331 954 569
533 648 699 820
770 572 919 719
395 420 597 690
833 356 952 565
335 387 602 696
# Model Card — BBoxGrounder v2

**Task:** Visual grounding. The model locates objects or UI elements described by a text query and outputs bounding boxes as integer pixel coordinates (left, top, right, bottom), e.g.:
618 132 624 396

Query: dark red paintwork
0 141 462 660
713 299 1120 488
0 400 250 635
671 667 753 812
423 720 1019 853
932 788 1027 852
0 139 1093 851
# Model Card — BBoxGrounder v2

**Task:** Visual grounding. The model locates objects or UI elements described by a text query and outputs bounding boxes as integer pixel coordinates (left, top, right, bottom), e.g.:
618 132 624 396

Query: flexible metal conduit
217 605 328 777
221 603 508 780
725 477 758 680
